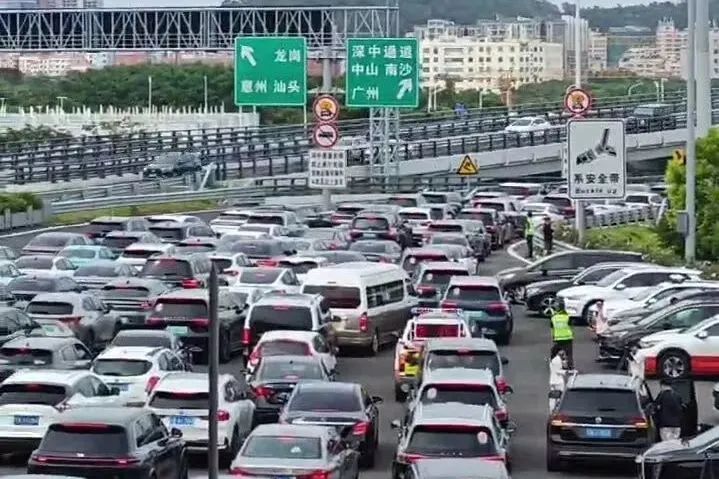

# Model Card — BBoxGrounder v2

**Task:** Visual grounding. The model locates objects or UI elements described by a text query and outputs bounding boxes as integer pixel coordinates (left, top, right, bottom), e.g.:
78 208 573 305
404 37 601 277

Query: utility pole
686 0 697 263
320 45 333 210
696 0 711 136
203 75 209 114
207 266 220 479
574 0 587 245
148 76 153 113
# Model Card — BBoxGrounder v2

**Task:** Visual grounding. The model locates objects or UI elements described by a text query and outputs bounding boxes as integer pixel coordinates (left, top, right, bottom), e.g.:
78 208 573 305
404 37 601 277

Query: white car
225 285 267 308
238 224 287 238
247 330 338 374
503 116 552 134
209 253 253 280
520 203 565 223
558 266 701 323
147 214 204 225
0 370 122 454
0 260 21 286
14 255 76 277
209 209 253 236
275 256 329 283
146 372 256 465
634 315 719 379
117 242 176 271
91 346 189 404
228 266 302 294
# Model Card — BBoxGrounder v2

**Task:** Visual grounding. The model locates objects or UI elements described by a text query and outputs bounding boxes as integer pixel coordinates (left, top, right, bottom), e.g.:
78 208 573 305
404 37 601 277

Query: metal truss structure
368 107 400 182
0 5 398 52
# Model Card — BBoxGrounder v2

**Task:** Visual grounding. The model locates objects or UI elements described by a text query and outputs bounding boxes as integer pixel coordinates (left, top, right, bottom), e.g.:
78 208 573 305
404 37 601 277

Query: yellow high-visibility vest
551 312 574 341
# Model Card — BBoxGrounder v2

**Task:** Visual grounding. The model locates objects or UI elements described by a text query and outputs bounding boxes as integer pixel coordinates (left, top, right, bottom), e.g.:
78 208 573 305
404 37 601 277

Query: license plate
363 233 378 238
14 415 39 426
171 416 195 426
114 383 129 391
584 428 612 439
167 326 189 336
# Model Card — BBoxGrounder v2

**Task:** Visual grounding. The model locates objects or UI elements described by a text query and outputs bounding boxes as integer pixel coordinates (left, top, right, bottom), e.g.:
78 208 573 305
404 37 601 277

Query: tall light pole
147 76 153 113
56 96 67 112
574 0 587 244
686 0 697 263
696 0 711 136
203 75 209 114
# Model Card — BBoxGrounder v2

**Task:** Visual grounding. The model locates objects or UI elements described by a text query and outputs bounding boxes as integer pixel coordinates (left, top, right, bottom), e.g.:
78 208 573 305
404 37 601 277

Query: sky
102 0 679 7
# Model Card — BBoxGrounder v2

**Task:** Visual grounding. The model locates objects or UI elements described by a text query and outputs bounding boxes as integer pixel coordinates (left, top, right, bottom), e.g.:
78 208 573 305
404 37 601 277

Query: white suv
0 370 119 455
91 346 189 404
146 372 256 467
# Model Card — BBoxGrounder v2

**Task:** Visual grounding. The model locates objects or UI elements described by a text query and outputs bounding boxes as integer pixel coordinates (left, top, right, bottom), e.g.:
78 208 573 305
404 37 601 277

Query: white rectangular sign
308 148 347 190
567 119 626 199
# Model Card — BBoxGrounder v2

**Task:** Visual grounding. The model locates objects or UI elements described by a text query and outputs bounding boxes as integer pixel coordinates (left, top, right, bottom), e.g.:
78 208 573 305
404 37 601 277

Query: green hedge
0 192 42 213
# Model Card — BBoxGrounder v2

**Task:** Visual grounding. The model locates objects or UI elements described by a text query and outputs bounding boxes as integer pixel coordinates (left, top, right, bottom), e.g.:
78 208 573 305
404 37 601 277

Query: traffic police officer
525 211 535 258
550 299 574 368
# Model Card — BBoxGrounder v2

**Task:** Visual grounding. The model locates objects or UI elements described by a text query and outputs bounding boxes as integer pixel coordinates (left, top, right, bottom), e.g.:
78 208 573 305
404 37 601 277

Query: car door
226 378 254 434
616 272 668 298
313 333 337 373
690 322 719 373
135 414 176 479
534 253 577 281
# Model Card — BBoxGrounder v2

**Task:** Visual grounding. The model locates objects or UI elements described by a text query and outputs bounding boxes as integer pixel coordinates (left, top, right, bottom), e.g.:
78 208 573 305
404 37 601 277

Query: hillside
575 0 719 30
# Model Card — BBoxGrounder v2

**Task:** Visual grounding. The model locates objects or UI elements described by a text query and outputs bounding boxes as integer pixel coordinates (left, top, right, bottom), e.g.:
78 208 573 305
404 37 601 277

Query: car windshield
112 334 171 348
87 221 125 234
75 265 119 277
288 389 361 412
16 257 53 269
427 350 500 375
559 388 640 415
445 285 501 301
0 348 53 365
420 384 497 407
93 359 153 377
150 391 209 409
596 270 630 288
27 235 71 248
122 249 163 259
352 217 390 230
8 277 57 292
243 436 322 459
141 259 192 277
148 227 184 241
420 270 467 286
58 249 96 259
0 383 66 406
407 426 496 457
302 285 361 309
249 306 313 331
100 286 151 298
630 286 664 301
153 299 208 319
26 302 74 315
257 360 325 381
239 269 282 285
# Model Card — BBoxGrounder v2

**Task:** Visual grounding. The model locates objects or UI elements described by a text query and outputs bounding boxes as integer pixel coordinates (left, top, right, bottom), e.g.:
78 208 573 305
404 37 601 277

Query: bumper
254 406 282 424
0 435 42 453
597 341 625 362
28 464 148 479
336 330 373 348
549 442 646 462
563 299 584 318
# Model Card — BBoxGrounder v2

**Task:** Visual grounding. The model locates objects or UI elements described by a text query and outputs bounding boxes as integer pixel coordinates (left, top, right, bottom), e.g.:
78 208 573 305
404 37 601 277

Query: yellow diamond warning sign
457 155 479 176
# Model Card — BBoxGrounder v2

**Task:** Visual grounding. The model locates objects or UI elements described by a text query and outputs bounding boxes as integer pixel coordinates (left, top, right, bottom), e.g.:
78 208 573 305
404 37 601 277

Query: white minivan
301 262 418 356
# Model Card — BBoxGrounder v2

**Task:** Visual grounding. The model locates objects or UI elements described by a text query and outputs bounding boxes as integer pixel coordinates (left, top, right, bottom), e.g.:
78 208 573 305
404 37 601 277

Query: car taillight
482 455 506 463
59 316 82 324
257 259 278 267
495 409 508 422
242 328 251 345
248 348 261 366
297 471 331 479
181 278 201 289
397 452 425 464
496 377 510 395
487 302 509 313
145 376 160 393
190 318 209 330
146 317 166 326
217 410 230 422
359 313 369 333
253 386 272 399
352 421 370 436
440 301 459 310
224 269 239 276
633 417 648 429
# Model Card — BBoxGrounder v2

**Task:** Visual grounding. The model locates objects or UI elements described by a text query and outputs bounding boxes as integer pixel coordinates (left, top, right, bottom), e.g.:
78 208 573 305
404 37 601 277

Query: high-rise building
0 0 38 8
588 30 608 73
562 14 590 81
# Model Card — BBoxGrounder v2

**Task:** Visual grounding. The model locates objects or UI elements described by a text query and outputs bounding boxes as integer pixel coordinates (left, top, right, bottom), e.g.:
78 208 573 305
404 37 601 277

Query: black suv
349 213 412 249
142 152 202 178
28 407 187 479
546 373 655 471
497 250 644 303
626 103 678 133
139 253 212 289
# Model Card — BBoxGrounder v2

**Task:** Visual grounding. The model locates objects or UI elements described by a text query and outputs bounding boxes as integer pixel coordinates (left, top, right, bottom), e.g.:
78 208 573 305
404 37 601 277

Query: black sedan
637 424 718 479
279 381 382 467
349 240 402 263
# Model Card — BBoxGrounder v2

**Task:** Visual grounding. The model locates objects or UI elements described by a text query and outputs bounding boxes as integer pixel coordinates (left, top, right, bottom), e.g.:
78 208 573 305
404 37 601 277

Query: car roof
448 276 499 286
2 336 79 350
424 337 499 352
258 330 319 342
31 292 82 303
568 373 638 390
49 406 147 427
251 423 331 438
97 346 164 360
423 367 495 385
4 369 91 386
155 372 233 391
414 403 495 425
295 381 358 393
419 262 468 271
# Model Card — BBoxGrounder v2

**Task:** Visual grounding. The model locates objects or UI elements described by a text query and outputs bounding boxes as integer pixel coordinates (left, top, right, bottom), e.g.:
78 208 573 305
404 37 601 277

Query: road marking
507 240 532 264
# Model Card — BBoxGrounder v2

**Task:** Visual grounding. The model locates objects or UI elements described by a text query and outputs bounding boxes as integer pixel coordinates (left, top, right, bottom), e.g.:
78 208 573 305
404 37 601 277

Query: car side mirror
697 330 709 339
548 389 562 399
501 356 509 365
390 419 402 429
73 359 91 369
371 395 383 404
615 283 626 291
170 427 183 438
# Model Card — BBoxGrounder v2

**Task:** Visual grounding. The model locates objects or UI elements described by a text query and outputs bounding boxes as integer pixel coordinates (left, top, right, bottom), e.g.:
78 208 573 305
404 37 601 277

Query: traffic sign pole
321 45 333 210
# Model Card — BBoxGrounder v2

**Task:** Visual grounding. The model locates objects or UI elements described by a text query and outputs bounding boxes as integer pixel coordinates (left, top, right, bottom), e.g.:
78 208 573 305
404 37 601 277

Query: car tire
538 294 559 318
659 350 690 379
363 330 380 357
580 300 600 326
178 456 189 479
221 426 241 469
360 439 376 468
394 384 407 402
506 285 525 304
546 447 563 471
391 463 402 479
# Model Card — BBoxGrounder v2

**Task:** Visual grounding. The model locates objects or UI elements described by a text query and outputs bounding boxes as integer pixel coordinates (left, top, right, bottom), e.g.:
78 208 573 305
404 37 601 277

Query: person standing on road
525 212 535 259
543 216 554 255
549 347 568 411
654 379 684 441
550 299 574 368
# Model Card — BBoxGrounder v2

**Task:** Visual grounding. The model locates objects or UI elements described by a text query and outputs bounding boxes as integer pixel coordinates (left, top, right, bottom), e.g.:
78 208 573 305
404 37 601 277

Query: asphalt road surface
0 224 718 478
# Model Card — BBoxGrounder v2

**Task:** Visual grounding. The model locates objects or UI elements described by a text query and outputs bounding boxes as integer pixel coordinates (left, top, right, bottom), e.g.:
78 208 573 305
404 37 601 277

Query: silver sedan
230 424 360 479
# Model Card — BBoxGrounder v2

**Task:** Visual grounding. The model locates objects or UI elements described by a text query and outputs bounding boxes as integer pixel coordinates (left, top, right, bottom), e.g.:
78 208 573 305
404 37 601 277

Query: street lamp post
686 0 697 263
56 96 67 112
478 89 487 110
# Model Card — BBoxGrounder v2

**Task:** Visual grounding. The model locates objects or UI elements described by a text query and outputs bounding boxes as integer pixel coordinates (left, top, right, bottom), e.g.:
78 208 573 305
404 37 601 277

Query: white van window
367 280 404 308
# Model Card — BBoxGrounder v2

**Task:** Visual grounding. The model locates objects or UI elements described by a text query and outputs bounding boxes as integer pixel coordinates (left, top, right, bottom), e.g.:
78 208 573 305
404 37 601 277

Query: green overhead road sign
345 37 420 108
234 36 307 107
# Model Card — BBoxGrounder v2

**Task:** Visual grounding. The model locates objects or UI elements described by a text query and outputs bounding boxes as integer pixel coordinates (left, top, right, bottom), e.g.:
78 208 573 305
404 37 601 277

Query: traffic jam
0 180 713 479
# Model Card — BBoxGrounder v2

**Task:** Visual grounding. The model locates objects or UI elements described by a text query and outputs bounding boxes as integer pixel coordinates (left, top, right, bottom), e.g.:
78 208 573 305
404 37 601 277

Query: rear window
258 360 325 381
93 359 153 377
0 383 67 406
40 424 129 455
475 202 505 212
227 241 280 257
400 212 430 221
428 224 463 233
421 193 448 204
457 211 493 224
103 236 139 250
27 235 71 248
420 270 468 286
302 285 361 309
239 269 282 285
100 286 151 298
88 221 125 234
150 391 209 409
26 302 74 315
352 217 390 230
217 214 249 222
153 299 208 319
112 334 170 348
407 425 496 457
8 277 57 292
75 265 119 277
388 197 417 207
446 285 501 301
249 305 313 331
427 350 500 375
122 249 161 259
243 436 322 459
58 249 96 259
16 257 53 269
247 215 284 226
288 389 361 412
414 323 461 339
559 388 641 415
148 227 184 241
420 384 497 408
336 205 365 215
0 348 53 365
141 259 192 277
259 340 311 357
278 261 319 275
543 196 572 208
211 258 233 271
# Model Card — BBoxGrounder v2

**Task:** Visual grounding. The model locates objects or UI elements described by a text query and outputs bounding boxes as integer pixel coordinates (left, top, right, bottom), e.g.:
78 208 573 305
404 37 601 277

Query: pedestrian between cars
525 211 535 259
550 299 574 368
654 379 684 441
548 348 568 411
542 216 553 255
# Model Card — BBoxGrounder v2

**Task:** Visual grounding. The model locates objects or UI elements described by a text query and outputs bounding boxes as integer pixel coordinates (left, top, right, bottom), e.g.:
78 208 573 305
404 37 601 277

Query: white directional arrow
239 45 257 67
396 78 413 100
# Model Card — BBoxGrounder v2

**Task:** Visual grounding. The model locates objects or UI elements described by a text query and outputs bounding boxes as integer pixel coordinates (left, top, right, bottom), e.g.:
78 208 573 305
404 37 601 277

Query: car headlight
563 296 580 302
639 340 659 349
500 273 515 280
525 287 539 296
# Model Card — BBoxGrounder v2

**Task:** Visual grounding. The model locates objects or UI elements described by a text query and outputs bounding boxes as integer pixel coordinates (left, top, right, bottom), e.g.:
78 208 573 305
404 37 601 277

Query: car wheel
506 285 525 304
364 330 379 357
538 294 559 318
546 446 563 471
394 384 407 402
581 300 600 326
178 456 189 479
360 439 376 468
659 350 690 379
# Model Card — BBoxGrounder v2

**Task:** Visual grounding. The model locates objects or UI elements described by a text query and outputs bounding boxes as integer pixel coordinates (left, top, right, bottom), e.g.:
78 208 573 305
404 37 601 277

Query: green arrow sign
345 38 419 108
234 36 307 107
